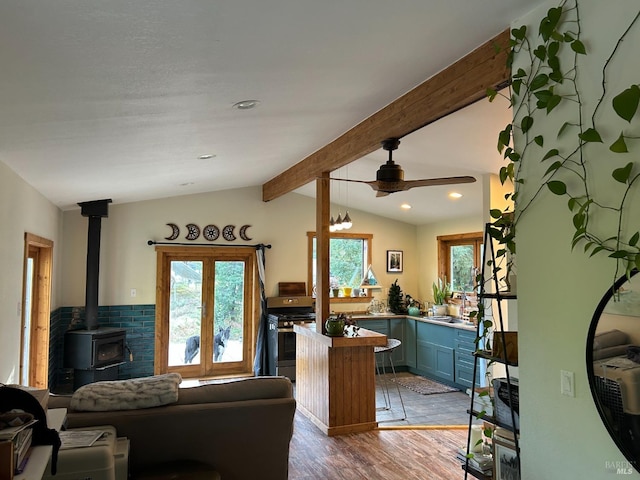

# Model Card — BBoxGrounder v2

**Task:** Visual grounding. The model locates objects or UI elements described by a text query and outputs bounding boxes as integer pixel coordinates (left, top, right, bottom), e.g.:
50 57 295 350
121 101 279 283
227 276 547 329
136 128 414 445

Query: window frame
437 232 483 294
307 231 373 303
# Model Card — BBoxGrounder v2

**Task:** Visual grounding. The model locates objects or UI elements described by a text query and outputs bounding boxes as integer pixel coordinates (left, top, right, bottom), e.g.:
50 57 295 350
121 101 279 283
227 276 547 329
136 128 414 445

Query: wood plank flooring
289 407 468 479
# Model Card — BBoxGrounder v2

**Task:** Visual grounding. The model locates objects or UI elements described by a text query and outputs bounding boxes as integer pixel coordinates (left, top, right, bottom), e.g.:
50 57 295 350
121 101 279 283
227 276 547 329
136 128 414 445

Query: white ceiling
0 1 538 224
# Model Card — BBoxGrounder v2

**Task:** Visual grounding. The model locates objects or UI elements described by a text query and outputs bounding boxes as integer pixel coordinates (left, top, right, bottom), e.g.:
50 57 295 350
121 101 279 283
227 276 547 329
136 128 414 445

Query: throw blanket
70 373 182 412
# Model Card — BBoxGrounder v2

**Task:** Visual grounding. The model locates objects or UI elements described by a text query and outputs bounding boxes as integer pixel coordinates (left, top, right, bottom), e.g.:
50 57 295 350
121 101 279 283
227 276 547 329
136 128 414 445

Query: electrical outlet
130 288 137 298
561 370 575 397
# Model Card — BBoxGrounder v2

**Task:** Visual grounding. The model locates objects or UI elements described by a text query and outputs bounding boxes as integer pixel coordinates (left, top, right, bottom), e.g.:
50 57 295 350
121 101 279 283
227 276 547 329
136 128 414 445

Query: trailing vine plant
467 0 640 438
471 0 640 327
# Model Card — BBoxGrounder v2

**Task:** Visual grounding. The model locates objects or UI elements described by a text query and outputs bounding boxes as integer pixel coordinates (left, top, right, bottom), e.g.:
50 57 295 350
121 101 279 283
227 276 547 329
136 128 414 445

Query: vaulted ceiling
0 1 544 224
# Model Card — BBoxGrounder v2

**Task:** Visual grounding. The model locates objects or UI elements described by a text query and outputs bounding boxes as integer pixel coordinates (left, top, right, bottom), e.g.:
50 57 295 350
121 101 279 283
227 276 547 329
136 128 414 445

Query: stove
266 296 315 380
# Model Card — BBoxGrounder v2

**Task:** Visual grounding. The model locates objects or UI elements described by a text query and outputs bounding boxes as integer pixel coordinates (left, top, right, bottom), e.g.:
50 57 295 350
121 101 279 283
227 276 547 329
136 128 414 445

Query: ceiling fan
331 138 476 197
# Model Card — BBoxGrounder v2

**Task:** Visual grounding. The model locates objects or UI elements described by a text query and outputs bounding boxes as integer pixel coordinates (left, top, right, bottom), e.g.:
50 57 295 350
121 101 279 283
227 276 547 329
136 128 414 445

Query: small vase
325 318 345 337
408 306 420 317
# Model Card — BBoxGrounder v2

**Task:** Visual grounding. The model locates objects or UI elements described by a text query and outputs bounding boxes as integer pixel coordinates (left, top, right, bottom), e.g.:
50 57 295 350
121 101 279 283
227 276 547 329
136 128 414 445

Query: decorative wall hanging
222 225 236 241
203 224 220 241
161 223 253 242
239 225 252 241
185 223 201 240
165 223 180 240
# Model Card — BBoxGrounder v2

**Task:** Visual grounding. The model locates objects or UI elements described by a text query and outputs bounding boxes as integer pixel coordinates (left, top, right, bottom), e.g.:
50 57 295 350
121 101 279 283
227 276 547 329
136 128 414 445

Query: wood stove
64 199 127 389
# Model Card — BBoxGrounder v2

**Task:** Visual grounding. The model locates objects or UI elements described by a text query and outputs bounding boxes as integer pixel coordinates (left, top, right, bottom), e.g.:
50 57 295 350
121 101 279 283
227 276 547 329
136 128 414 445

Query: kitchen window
307 232 373 302
437 232 483 293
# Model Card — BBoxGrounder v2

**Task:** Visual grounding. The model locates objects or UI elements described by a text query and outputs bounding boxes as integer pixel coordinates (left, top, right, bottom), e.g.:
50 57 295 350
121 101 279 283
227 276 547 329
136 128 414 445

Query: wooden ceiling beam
262 28 510 202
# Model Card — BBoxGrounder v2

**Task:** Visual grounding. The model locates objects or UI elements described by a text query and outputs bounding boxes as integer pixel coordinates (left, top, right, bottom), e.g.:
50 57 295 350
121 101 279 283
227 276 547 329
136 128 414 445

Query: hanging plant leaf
542 148 560 161
612 85 640 123
521 115 534 133
546 94 562 112
513 68 527 79
512 79 522 95
544 161 562 176
612 162 633 183
549 69 564 84
571 39 586 54
547 180 567 195
578 128 603 143
530 74 549 91
609 250 630 259
629 232 640 247
573 212 585 229
487 88 498 101
557 121 573 137
609 133 629 153
534 45 547 61
590 246 605 258
534 135 544 147
498 124 512 153
548 41 560 57
512 26 527 40
490 209 503 219
636 255 640 271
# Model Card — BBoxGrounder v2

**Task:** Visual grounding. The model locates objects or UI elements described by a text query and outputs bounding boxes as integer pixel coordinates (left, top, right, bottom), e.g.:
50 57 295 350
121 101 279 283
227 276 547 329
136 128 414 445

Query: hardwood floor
289 409 467 479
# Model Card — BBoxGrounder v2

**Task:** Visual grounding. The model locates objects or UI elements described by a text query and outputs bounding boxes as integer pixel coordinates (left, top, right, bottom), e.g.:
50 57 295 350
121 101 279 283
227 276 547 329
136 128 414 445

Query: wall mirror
587 268 640 470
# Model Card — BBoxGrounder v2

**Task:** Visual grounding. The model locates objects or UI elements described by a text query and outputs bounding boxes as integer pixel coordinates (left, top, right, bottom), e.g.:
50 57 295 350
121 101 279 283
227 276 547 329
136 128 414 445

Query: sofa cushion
70 373 182 412
177 376 293 405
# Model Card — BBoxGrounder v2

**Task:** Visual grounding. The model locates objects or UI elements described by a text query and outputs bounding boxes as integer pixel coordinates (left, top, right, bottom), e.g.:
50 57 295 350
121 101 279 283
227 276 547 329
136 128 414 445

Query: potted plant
432 276 451 315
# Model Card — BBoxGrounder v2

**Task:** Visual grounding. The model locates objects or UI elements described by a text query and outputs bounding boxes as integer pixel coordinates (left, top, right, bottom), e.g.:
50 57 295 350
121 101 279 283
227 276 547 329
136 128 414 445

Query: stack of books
0 419 37 474
457 447 493 476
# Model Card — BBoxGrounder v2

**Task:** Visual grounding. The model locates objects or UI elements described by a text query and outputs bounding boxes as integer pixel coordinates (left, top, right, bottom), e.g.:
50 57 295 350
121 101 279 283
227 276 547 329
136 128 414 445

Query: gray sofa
48 376 296 480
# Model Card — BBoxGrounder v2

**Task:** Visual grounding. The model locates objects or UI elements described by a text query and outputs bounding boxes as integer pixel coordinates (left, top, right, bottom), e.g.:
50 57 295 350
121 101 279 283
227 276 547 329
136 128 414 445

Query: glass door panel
168 260 203 367
212 260 245 363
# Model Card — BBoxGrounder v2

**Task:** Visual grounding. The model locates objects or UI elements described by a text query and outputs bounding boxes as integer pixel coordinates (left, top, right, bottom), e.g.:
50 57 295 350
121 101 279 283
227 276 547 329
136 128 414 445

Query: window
437 232 483 293
307 232 373 302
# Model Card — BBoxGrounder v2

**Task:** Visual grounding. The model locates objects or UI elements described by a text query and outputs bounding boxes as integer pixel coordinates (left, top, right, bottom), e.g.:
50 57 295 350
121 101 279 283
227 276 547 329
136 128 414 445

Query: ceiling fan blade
375 190 391 197
400 176 476 190
329 177 380 190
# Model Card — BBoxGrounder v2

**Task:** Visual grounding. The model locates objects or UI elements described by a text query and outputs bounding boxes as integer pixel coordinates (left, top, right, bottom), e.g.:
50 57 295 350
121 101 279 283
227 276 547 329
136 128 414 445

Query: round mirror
587 268 640 469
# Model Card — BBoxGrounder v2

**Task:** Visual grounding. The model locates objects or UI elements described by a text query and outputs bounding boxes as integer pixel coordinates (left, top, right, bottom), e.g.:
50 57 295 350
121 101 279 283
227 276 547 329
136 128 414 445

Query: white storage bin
43 425 128 480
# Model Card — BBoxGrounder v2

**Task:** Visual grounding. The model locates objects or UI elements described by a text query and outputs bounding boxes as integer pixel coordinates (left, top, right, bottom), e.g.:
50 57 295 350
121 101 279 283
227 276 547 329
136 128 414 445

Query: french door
154 247 257 378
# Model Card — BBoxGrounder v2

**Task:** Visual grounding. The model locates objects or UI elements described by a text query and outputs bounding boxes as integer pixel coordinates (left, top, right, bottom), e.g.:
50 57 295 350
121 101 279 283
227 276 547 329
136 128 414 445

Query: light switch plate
561 370 575 397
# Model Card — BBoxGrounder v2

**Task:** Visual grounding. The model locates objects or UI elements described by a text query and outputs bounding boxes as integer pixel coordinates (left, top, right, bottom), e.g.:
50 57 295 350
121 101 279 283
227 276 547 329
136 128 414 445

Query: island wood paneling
295 324 386 436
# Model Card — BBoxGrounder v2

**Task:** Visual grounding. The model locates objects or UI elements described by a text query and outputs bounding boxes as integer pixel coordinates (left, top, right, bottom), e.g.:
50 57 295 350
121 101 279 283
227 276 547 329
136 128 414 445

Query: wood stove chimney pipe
78 199 112 331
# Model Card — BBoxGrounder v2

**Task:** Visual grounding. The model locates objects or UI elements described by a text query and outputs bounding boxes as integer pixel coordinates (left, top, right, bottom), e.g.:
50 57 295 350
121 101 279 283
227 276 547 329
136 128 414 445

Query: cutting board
278 282 306 296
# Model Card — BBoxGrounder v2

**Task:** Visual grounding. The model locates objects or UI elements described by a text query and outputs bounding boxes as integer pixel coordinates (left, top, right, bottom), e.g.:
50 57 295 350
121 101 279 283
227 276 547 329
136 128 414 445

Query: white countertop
350 314 476 331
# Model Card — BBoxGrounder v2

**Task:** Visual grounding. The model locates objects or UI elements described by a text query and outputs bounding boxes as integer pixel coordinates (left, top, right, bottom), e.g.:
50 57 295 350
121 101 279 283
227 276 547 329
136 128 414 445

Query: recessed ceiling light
198 154 216 160
400 203 412 210
232 99 260 110
449 192 463 199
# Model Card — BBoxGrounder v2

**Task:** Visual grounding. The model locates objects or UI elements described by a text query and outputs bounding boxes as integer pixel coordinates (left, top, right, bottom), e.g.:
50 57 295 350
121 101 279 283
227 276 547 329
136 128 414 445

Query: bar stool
374 338 407 421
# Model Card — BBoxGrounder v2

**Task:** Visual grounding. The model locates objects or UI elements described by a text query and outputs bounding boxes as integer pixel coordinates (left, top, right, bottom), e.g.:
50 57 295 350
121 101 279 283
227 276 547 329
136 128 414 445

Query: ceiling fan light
342 211 352 229
329 216 336 232
334 213 344 230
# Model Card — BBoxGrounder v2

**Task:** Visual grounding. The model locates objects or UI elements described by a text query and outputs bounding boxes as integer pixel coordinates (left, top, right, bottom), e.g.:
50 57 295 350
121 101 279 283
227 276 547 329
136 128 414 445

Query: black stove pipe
78 199 112 331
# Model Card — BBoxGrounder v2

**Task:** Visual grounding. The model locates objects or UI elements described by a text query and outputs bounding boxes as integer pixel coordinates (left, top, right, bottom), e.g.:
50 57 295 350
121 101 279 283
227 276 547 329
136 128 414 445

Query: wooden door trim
22 233 53 388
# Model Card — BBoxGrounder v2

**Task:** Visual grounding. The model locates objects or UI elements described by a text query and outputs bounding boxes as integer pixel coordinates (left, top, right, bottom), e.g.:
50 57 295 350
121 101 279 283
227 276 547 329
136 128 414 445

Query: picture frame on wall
386 250 403 273
493 436 520 480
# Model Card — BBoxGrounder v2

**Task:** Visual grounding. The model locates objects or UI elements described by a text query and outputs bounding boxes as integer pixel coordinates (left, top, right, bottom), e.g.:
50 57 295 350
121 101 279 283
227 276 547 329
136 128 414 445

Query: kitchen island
293 323 387 436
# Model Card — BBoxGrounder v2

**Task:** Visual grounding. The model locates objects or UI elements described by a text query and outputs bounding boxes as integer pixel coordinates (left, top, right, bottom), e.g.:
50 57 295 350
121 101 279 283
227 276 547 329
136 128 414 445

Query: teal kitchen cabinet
404 318 417 368
415 321 455 384
454 328 477 389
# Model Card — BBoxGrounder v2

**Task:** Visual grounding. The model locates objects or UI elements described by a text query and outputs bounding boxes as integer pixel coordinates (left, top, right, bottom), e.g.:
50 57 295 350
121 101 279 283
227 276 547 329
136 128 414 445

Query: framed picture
493 436 520 480
387 250 403 273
